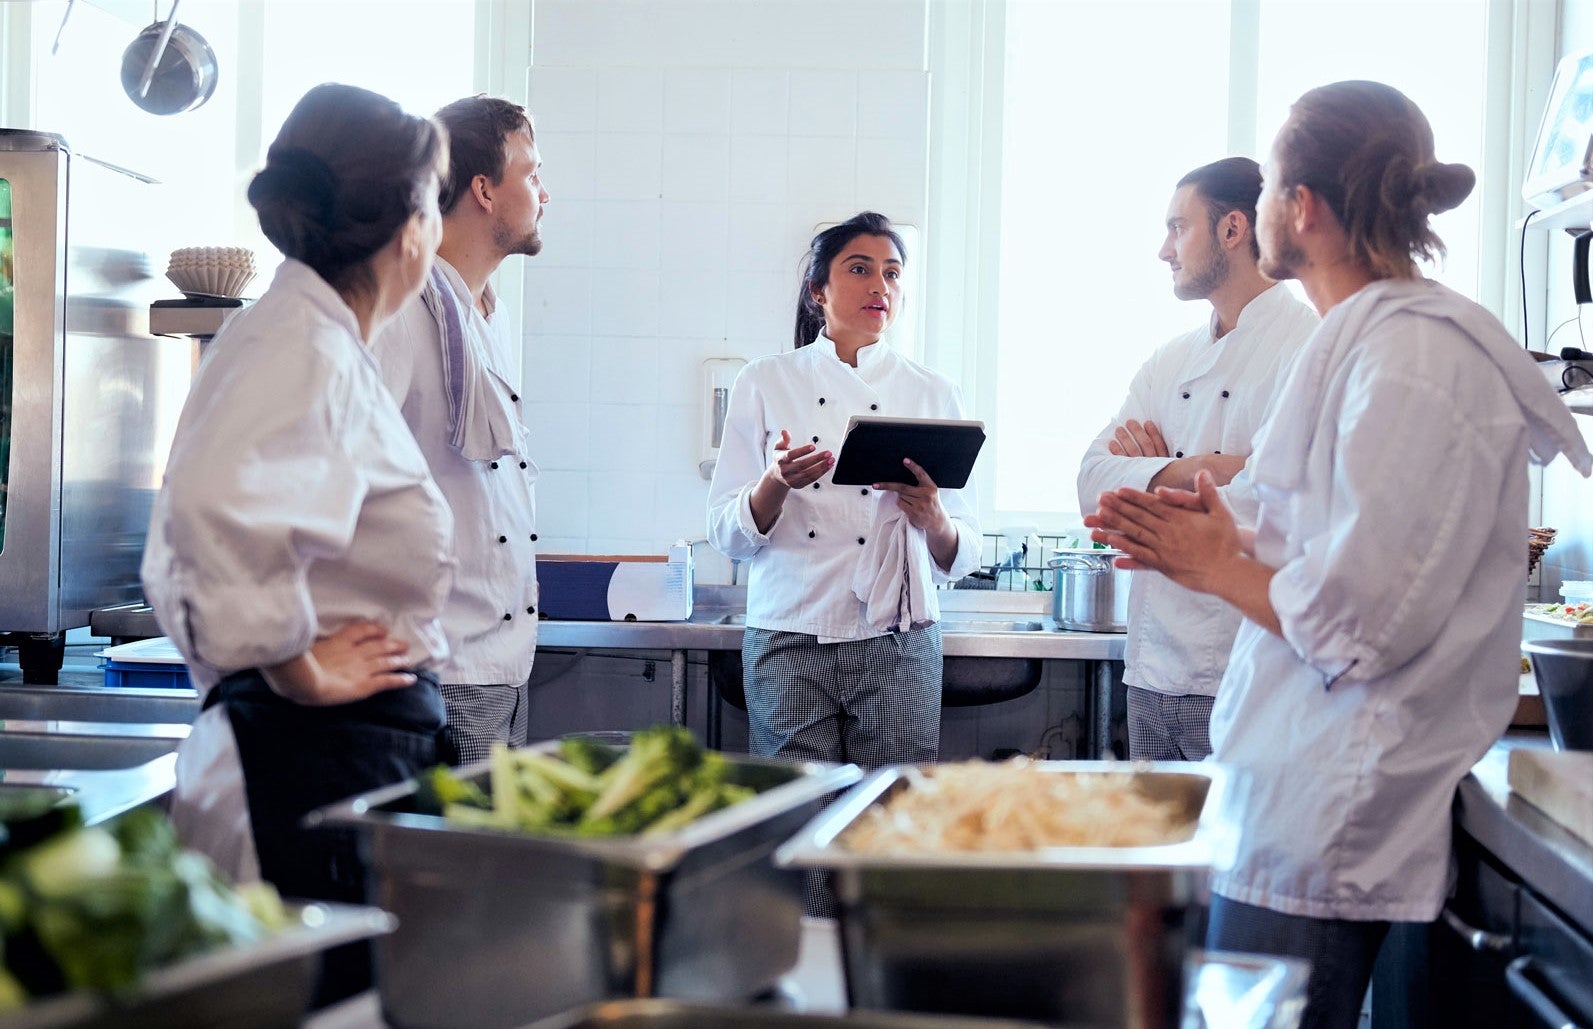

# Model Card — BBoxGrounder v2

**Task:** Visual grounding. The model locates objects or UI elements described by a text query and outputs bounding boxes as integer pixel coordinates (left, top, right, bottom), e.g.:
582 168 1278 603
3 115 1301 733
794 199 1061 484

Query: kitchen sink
0 685 200 724
0 721 189 771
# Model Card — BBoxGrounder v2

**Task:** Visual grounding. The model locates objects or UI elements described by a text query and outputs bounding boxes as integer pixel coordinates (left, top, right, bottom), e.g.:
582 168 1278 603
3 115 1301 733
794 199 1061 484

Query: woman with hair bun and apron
141 82 451 1000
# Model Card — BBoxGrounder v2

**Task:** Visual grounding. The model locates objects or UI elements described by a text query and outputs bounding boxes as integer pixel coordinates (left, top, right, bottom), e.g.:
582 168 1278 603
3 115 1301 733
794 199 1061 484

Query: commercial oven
0 129 191 681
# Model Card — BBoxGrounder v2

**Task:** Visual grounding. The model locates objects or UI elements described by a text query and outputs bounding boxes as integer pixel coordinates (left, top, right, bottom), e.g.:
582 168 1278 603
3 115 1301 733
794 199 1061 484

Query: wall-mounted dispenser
699 358 746 480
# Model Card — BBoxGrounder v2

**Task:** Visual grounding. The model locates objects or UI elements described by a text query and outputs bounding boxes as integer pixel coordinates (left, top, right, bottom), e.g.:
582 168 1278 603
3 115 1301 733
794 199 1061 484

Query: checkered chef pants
439 681 531 766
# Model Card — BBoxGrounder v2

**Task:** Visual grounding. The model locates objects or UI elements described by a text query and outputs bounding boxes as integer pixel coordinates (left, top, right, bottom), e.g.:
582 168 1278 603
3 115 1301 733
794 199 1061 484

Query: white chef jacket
140 259 455 882
373 257 540 686
1211 279 1592 921
707 334 982 641
1077 284 1318 697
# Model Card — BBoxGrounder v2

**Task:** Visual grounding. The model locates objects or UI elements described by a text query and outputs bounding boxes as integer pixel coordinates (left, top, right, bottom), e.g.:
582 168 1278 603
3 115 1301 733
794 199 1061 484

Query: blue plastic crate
102 660 193 691
98 637 193 691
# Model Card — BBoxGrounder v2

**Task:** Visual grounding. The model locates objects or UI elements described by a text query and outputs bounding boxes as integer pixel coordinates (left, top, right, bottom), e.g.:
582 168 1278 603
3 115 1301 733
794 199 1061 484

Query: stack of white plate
166 246 257 298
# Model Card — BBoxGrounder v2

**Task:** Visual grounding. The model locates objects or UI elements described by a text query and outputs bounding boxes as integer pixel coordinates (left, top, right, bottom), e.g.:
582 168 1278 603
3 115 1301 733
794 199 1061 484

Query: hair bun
1419 161 1476 215
253 147 340 227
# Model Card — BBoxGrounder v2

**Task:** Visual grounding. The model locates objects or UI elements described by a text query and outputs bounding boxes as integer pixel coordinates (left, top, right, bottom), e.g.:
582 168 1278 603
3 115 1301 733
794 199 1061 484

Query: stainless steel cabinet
1374 830 1593 1028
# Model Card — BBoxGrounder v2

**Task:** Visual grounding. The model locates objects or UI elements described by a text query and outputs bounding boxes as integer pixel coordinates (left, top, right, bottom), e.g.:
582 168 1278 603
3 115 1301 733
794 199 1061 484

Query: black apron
205 667 446 1004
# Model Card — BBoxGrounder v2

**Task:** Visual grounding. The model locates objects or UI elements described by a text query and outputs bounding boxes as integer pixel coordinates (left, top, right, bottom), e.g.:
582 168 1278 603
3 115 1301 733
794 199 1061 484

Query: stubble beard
1172 241 1228 301
494 219 543 258
1258 228 1305 282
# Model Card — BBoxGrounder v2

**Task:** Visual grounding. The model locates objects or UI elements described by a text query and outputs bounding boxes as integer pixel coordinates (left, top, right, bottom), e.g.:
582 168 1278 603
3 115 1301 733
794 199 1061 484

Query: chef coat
707 333 982 642
1211 278 1592 921
373 257 540 686
1077 283 1318 697
141 258 455 881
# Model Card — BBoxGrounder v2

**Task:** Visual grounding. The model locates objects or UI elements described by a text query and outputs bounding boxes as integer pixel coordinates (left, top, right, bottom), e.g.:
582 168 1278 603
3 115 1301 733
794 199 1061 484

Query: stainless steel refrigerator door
0 141 70 631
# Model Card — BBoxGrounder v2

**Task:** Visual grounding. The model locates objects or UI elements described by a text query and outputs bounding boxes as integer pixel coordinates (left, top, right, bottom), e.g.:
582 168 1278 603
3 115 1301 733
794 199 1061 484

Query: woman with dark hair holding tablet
707 212 982 775
142 82 450 999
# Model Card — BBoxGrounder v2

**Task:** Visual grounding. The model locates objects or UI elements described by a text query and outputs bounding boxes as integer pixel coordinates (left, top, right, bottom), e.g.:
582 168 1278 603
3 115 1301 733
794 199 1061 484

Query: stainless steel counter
94 592 1127 748
1457 734 1593 937
537 615 1125 659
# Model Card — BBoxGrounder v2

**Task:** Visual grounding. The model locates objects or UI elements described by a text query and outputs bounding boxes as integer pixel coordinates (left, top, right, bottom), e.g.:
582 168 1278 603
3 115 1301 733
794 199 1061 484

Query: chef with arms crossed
1078 155 1317 761
1086 81 1592 1029
142 83 452 1002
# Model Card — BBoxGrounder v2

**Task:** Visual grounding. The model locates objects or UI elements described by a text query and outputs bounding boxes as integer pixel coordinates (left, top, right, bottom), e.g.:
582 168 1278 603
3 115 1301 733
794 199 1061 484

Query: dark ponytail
793 212 906 349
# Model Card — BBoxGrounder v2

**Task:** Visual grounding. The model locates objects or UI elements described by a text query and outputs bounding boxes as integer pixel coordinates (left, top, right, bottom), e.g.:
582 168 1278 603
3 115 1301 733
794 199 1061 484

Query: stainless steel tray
776 761 1237 1029
0 902 394 1029
314 745 862 1029
522 948 1306 1029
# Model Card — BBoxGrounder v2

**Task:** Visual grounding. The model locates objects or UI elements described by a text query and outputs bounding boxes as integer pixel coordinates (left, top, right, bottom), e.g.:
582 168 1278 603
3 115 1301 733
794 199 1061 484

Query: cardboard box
535 545 693 622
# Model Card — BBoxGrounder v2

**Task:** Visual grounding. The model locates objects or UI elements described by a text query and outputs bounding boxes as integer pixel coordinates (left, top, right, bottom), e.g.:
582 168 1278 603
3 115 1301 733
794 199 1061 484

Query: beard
1172 240 1228 301
1259 223 1305 281
494 218 542 258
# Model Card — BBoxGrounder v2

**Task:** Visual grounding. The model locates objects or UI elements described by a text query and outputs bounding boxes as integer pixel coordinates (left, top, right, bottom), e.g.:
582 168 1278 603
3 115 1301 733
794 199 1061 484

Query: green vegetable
0 805 286 996
427 726 757 838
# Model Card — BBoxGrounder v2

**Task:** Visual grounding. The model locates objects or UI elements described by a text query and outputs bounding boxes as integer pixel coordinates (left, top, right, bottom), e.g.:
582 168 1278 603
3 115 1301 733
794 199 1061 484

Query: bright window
984 0 1492 523
25 0 479 269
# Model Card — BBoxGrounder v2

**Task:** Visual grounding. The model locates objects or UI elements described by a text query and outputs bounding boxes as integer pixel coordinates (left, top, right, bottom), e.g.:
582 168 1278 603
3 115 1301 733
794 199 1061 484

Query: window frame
927 0 1549 533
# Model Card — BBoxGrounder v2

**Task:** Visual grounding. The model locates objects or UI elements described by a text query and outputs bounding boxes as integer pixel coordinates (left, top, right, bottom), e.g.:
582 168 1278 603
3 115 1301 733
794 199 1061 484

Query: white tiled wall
522 0 931 579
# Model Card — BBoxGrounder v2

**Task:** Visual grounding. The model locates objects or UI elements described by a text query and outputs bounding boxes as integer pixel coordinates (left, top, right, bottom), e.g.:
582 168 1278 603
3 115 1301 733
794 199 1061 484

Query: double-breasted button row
1180 389 1232 399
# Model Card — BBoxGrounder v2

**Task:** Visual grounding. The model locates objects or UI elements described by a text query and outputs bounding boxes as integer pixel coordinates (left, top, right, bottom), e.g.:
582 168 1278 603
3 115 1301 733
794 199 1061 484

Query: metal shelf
1522 189 1593 235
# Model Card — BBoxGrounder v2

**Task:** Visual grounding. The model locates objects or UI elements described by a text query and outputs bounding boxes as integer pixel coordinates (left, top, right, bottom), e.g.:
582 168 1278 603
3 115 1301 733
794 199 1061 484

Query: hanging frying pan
120 0 218 116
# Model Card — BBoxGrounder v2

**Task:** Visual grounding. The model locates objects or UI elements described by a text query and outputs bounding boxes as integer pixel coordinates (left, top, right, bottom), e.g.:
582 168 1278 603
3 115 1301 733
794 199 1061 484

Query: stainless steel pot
1047 550 1130 633
120 1 218 116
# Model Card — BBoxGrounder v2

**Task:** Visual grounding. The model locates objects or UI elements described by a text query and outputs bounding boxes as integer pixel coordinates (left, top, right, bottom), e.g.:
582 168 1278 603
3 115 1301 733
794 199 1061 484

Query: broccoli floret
560 737 623 776
414 765 490 814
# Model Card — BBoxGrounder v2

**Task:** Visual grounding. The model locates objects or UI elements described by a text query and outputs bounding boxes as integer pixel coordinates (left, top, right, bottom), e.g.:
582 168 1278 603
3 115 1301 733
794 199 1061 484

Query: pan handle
137 0 183 99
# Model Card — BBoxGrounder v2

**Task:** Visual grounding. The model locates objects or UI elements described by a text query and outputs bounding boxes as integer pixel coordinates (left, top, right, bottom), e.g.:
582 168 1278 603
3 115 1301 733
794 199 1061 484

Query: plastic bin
97 637 193 691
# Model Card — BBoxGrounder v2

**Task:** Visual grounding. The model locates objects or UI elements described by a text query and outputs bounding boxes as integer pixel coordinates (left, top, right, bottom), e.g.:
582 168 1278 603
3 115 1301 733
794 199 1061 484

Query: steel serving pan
0 902 393 1029
313 744 863 1028
776 761 1239 1029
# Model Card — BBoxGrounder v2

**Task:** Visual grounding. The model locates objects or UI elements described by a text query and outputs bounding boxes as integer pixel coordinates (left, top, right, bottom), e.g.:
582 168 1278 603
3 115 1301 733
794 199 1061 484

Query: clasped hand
1082 471 1248 594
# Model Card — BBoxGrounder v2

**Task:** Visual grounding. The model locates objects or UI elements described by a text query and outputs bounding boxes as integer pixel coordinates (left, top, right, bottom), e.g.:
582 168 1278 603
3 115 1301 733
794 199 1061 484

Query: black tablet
831 415 986 488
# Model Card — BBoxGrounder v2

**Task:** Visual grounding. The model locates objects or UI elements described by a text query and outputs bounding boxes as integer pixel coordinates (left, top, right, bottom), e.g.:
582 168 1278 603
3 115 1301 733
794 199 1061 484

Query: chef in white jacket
707 212 981 774
1086 81 1593 1029
1077 156 1318 760
372 95 545 764
141 84 451 1003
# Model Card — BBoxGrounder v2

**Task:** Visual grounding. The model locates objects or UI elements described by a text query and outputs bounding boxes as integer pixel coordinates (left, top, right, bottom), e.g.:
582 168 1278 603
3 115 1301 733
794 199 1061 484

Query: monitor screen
1525 48 1593 209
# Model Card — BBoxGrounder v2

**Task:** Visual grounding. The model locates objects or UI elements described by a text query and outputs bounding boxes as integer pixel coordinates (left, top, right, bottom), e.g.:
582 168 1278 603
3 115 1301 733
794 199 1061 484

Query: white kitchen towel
419 264 520 462
1250 277 1593 491
851 497 936 634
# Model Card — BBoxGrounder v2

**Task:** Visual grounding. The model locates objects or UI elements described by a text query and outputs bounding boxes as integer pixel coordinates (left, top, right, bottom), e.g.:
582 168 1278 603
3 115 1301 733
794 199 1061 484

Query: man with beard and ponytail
1085 82 1592 1029
373 95 548 764
1077 156 1317 761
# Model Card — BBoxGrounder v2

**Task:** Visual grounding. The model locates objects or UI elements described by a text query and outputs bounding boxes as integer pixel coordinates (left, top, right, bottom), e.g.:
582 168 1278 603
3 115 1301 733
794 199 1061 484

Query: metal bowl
1523 638 1593 749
